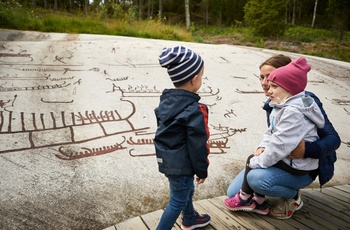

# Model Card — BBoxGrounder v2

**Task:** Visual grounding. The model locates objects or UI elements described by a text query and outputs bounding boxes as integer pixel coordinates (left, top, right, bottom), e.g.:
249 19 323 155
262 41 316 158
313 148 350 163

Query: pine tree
244 0 288 37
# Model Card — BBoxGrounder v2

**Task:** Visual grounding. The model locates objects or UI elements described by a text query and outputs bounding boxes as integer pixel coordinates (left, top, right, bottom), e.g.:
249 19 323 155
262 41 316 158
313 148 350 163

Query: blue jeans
227 167 313 199
156 175 196 230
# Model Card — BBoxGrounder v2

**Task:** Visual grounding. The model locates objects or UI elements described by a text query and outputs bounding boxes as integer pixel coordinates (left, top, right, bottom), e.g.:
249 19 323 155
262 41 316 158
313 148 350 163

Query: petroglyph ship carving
0 97 151 155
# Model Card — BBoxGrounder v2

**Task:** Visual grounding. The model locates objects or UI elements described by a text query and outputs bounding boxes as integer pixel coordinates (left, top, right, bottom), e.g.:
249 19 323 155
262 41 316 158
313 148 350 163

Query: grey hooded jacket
250 91 325 171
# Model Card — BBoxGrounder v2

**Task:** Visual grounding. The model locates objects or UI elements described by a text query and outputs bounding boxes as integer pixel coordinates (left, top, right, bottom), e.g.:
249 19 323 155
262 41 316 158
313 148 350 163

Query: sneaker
181 212 211 230
251 199 269 215
224 192 256 211
269 191 303 219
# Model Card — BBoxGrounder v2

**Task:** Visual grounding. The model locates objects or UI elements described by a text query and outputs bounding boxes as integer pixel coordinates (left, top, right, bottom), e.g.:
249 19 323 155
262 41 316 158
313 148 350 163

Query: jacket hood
270 92 325 128
155 89 200 124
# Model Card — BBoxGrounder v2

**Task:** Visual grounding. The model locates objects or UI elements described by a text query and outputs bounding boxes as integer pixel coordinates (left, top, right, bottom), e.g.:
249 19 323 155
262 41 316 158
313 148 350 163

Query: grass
37 13 193 41
193 25 350 62
1 3 349 62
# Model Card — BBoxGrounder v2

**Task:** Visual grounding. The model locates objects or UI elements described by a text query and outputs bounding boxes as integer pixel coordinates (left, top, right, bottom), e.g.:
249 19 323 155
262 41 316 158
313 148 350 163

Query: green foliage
31 12 192 41
192 26 235 36
244 0 288 37
113 3 125 19
192 25 350 62
0 1 349 63
41 16 106 34
285 26 335 43
0 0 41 30
327 0 350 41
41 17 61 32
110 20 192 41
127 5 139 20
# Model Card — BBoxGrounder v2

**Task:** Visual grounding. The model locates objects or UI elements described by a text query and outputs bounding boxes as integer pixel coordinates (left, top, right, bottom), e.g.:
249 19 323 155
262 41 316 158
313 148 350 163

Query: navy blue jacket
263 91 341 186
154 89 210 179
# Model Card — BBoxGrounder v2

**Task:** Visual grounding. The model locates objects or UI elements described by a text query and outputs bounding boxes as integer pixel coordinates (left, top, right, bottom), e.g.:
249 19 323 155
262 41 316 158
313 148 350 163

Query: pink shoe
224 193 255 212
251 199 269 215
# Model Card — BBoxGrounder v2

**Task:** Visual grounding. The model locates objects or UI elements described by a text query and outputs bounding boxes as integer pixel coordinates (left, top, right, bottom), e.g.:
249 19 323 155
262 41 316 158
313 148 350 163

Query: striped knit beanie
159 46 204 87
267 57 310 95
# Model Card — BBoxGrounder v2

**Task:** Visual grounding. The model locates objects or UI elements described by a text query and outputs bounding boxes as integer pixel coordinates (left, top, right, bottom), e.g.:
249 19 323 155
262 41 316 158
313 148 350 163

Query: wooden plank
301 192 350 224
299 199 350 229
334 184 350 193
114 216 148 230
217 195 312 230
141 209 162 230
109 185 350 230
175 215 183 229
290 207 341 230
256 211 312 230
195 199 248 230
210 196 278 230
140 208 210 230
260 191 349 230
302 189 349 212
103 226 116 230
321 187 350 204
263 193 312 230
141 209 182 230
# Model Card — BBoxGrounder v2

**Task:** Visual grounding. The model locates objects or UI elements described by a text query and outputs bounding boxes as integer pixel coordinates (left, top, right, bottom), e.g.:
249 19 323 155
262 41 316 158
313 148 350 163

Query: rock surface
0 29 349 229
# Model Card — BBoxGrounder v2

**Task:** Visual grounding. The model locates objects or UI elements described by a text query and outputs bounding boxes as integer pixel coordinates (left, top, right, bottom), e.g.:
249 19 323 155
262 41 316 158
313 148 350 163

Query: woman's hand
288 141 305 159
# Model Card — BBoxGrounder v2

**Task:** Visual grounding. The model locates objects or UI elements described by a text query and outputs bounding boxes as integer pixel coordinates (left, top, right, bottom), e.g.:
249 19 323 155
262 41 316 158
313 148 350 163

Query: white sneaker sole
181 221 210 230
270 200 304 219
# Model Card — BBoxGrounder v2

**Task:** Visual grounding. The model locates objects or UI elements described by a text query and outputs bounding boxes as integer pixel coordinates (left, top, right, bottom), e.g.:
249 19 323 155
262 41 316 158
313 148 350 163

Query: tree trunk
148 0 153 18
85 0 88 15
205 0 208 25
292 0 296 25
311 0 318 28
159 0 162 20
33 0 37 8
185 0 190 30
139 0 144 20
54 0 58 11
285 5 288 24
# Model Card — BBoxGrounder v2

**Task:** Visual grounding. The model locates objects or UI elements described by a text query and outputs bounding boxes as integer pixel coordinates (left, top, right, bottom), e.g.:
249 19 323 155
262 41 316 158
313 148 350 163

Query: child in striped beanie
154 46 211 230
159 45 204 87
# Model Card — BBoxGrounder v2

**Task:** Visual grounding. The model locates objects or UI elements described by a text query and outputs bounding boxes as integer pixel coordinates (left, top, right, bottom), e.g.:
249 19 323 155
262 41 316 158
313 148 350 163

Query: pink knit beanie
267 57 311 95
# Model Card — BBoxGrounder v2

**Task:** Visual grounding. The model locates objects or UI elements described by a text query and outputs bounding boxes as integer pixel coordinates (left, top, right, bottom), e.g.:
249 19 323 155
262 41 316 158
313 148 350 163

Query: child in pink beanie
224 57 325 216
267 57 310 97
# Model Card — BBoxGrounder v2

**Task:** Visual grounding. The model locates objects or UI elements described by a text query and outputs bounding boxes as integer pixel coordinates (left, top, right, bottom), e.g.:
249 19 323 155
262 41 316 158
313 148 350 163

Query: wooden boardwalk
104 184 350 230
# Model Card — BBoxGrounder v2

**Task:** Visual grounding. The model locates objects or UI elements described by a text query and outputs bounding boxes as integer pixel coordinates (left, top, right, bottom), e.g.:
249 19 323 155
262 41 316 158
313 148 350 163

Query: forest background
1 0 350 62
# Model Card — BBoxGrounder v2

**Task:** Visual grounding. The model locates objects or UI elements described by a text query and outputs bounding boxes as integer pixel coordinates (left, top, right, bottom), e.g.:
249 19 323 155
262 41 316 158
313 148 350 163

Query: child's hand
196 177 206 184
253 147 265 156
